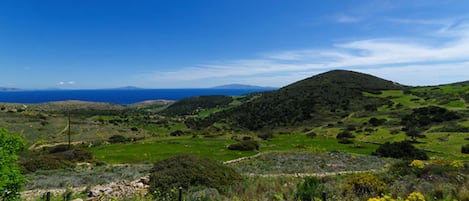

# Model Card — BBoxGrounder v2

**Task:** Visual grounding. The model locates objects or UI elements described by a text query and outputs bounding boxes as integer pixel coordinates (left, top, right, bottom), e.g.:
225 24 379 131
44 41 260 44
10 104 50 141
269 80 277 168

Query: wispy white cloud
141 18 469 87
58 81 77 86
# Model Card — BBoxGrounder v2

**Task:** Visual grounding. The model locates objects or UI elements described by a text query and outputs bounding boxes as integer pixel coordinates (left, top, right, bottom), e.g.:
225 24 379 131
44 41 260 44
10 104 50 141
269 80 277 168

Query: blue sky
1 0 469 89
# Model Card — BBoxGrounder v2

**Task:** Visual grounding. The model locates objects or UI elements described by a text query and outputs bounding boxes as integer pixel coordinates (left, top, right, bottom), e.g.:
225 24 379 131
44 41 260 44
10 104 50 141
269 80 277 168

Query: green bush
0 129 25 200
368 117 386 126
227 140 259 151
336 130 354 139
108 135 130 143
372 141 428 160
462 144 469 154
149 155 242 195
295 177 325 201
343 173 387 197
258 132 274 140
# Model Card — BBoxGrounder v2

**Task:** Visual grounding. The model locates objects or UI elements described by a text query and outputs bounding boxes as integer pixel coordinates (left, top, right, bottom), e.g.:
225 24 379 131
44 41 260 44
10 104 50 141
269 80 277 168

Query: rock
88 189 101 197
140 176 150 185
102 187 113 195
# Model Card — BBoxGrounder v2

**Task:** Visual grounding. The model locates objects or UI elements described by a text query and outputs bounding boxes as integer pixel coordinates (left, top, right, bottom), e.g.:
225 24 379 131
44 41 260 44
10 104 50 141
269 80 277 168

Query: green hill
194 70 405 130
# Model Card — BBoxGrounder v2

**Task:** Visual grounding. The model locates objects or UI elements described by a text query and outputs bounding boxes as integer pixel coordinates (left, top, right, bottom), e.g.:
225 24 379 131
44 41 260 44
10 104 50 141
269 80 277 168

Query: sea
0 89 271 105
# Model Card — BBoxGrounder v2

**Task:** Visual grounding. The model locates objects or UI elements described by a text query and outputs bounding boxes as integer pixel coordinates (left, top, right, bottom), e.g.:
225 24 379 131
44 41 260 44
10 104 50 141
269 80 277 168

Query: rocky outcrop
22 176 150 200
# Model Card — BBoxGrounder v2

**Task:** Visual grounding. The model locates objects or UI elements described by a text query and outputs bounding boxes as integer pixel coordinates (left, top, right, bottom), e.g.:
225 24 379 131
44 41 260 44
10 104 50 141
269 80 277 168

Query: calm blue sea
0 89 270 104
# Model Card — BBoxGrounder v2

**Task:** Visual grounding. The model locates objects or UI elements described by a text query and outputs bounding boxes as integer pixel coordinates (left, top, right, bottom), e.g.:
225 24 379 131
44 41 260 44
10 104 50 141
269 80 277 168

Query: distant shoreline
0 88 274 105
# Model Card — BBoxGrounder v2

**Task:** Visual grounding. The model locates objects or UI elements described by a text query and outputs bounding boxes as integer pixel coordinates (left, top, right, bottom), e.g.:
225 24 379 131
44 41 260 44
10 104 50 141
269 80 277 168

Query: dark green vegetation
3 70 469 200
149 155 241 193
373 141 429 160
0 129 25 200
192 70 404 130
161 95 233 116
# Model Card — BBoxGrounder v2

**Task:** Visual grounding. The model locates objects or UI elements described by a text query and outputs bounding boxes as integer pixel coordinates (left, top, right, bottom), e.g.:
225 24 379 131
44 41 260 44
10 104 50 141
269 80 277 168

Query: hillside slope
196 70 405 130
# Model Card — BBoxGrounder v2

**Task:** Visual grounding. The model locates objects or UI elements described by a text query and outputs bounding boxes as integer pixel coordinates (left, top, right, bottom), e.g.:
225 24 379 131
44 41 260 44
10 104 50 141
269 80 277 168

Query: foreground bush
295 177 325 201
372 141 428 160
0 129 25 200
343 173 387 198
149 155 242 195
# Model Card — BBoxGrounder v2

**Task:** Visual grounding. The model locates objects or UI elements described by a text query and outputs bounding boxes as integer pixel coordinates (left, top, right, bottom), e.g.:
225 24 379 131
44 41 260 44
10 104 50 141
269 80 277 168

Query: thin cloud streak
142 19 469 87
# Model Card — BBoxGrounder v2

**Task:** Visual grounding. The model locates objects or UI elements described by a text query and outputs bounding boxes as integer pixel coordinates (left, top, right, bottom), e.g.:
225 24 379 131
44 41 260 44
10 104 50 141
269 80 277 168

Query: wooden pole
178 187 182 201
68 111 71 149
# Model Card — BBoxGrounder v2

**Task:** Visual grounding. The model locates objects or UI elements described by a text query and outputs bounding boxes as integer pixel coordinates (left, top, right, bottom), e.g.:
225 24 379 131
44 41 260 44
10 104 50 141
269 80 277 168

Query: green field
91 134 379 164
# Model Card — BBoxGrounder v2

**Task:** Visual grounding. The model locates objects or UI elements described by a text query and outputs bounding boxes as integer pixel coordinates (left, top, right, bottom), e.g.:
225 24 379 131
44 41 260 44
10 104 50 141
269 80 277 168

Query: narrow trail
242 169 385 178
28 121 72 150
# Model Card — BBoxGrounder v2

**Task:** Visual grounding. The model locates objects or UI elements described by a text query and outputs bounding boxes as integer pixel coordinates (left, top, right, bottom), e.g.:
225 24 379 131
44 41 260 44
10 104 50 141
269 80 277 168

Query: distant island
112 86 144 90
0 87 21 92
211 84 276 90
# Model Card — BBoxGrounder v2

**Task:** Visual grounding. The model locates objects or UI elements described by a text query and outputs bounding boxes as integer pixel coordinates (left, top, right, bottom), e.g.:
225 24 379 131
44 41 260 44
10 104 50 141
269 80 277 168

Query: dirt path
28 121 80 150
243 169 385 178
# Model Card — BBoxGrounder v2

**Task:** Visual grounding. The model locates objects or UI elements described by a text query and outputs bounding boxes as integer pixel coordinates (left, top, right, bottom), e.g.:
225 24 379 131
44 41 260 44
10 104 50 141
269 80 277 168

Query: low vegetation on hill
161 95 233 116
190 70 405 130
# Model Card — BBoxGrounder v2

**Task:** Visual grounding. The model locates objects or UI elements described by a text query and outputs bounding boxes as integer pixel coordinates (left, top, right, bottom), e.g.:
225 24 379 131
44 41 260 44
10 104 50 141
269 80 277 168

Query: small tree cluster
372 141 428 160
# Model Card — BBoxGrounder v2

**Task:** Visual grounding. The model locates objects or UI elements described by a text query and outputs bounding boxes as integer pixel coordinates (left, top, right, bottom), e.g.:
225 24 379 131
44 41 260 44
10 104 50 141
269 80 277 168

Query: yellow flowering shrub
368 192 425 201
405 192 425 201
409 160 425 169
367 194 397 201
450 160 464 168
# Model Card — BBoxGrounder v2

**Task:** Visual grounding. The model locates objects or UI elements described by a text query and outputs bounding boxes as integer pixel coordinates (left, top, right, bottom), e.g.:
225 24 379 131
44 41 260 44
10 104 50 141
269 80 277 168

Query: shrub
406 192 426 201
170 130 185 136
295 177 325 201
369 117 387 126
149 155 242 194
227 140 259 151
372 141 428 160
20 155 75 173
306 131 317 138
336 130 355 139
258 132 274 140
108 135 130 143
51 148 93 162
343 173 387 197
0 129 25 200
409 160 425 169
462 144 469 154
337 130 355 144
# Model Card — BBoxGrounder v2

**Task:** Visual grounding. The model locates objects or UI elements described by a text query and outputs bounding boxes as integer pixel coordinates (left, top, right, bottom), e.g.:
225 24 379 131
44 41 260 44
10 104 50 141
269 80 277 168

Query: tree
406 128 425 141
0 129 25 200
